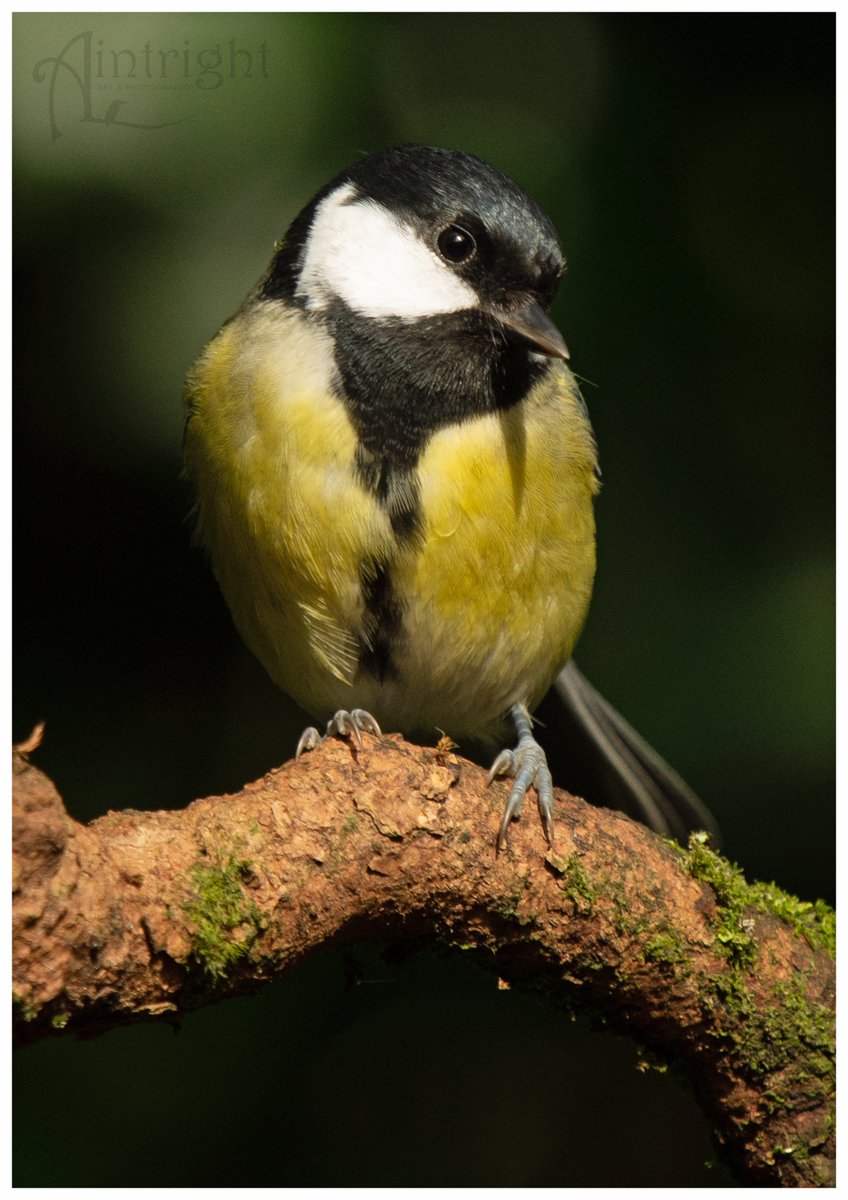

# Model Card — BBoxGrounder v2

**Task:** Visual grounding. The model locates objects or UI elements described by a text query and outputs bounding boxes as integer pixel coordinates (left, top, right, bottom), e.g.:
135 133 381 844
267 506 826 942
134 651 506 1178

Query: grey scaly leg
488 704 554 853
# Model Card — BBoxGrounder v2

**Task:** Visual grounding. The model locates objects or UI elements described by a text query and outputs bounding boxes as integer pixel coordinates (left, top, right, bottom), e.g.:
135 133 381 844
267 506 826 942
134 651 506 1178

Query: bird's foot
488 705 554 853
296 709 382 759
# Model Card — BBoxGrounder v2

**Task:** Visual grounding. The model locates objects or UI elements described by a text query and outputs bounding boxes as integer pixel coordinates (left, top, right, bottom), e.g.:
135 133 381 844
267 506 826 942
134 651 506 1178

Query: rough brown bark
12 728 834 1186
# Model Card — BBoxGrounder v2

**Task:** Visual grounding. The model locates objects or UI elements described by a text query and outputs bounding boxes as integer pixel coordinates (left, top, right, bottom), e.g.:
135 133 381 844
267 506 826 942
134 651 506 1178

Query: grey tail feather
553 660 721 847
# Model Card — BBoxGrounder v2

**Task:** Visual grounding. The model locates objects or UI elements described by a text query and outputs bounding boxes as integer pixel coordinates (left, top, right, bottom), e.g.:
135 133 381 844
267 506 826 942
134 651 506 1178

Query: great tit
184 145 719 851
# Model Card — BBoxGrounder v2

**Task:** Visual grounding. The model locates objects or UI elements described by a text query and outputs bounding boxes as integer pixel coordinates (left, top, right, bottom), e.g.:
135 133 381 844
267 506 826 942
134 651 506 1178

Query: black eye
437 224 476 265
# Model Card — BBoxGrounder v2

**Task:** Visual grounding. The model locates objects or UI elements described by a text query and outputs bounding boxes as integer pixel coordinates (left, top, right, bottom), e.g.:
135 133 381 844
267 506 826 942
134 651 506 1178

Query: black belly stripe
353 454 423 682
358 557 403 682
354 445 422 541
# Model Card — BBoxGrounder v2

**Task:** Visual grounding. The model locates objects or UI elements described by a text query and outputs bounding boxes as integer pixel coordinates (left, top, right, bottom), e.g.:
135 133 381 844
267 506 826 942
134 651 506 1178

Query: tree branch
12 728 834 1186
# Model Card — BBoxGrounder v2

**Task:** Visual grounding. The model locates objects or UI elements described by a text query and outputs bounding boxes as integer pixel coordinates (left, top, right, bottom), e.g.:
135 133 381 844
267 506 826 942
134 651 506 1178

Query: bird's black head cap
262 145 564 308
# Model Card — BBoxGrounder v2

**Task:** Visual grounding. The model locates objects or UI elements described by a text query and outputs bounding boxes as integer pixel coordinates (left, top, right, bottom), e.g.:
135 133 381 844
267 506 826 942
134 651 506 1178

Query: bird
183 144 719 852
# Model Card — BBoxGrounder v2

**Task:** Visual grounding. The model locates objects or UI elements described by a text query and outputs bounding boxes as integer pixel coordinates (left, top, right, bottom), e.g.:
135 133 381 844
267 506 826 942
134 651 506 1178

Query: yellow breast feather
184 303 392 708
384 366 598 737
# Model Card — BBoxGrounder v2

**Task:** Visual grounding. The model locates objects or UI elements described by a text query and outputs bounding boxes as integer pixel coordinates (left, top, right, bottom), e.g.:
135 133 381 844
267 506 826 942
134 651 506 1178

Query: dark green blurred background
14 12 833 1187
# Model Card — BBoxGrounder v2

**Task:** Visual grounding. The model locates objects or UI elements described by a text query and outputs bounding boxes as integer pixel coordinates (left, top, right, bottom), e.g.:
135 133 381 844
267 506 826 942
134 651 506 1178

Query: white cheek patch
296 182 479 319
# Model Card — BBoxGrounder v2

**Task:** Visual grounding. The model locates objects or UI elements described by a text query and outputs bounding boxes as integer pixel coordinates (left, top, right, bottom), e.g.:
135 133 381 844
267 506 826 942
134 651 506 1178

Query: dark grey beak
495 299 570 360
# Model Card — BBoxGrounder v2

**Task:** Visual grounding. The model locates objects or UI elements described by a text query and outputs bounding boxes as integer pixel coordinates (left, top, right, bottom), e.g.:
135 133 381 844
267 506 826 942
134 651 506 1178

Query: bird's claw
295 725 323 758
296 708 382 759
487 748 516 784
489 719 554 854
